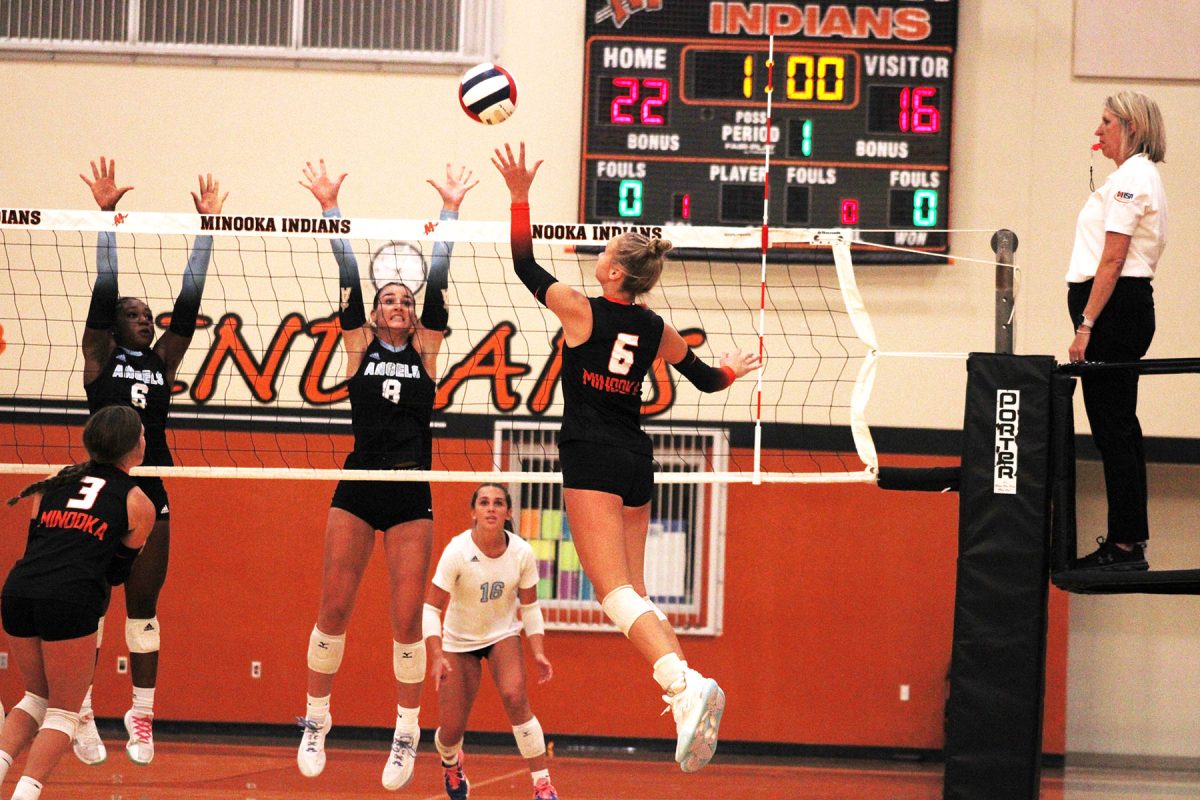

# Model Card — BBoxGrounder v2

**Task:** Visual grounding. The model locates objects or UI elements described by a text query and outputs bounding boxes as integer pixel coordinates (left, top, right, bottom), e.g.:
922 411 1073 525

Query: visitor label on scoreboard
580 1 957 261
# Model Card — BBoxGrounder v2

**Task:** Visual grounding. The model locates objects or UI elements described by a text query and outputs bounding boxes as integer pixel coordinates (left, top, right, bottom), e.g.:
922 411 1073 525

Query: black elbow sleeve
514 256 558 306
420 295 449 332
671 350 735 393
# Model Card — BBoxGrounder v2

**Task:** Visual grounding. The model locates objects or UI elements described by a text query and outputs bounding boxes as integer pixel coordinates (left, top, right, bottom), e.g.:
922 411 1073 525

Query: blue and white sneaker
663 668 725 773
297 713 331 777
382 725 419 790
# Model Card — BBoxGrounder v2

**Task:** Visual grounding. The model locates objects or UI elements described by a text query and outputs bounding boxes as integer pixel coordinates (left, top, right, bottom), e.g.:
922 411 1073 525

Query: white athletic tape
520 602 545 637
422 603 443 640
40 708 81 739
643 596 669 623
512 716 546 759
393 640 425 684
14 693 48 726
125 617 160 653
307 626 346 675
600 585 654 636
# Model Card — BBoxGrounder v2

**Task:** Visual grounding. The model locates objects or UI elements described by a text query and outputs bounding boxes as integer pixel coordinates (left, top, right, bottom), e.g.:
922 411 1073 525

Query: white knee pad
95 616 105 648
14 693 48 726
125 617 160 654
307 626 346 675
41 708 81 739
601 585 654 636
644 596 669 623
512 716 546 760
393 640 425 684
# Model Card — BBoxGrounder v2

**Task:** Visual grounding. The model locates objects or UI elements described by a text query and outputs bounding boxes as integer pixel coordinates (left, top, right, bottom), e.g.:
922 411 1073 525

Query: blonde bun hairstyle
610 233 673 296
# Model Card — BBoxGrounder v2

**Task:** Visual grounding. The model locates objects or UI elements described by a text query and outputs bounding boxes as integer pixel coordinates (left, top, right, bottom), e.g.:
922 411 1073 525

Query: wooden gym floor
6 732 1200 800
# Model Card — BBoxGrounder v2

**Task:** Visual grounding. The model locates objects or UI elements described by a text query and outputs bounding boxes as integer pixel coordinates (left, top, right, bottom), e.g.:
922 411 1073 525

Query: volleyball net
1 210 1016 631
0 210 886 484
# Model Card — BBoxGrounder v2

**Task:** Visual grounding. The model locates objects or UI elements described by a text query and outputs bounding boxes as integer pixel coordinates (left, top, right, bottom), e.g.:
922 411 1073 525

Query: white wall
2 0 1199 759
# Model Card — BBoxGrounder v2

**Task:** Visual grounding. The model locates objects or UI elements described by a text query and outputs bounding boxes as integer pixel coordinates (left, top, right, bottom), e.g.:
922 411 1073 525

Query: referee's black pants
1068 277 1155 545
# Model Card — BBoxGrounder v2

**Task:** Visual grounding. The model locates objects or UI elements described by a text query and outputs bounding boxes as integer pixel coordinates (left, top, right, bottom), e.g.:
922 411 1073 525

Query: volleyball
458 63 518 125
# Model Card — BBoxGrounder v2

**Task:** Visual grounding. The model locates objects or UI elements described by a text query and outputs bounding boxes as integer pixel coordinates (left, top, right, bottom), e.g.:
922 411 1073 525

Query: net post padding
943 353 1055 800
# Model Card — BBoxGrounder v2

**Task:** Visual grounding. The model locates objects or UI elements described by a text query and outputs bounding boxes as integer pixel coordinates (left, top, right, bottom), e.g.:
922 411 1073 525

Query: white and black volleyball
459 63 518 125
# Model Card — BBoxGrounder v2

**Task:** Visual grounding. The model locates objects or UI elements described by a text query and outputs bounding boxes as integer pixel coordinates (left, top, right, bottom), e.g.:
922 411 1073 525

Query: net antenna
752 31 776 485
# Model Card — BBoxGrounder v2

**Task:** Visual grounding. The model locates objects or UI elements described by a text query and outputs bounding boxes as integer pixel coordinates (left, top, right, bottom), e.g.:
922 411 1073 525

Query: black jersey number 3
608 333 640 376
65 476 107 510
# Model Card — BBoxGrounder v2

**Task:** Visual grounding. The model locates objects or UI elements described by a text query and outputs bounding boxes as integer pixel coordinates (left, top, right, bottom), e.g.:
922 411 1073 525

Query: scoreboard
579 1 958 260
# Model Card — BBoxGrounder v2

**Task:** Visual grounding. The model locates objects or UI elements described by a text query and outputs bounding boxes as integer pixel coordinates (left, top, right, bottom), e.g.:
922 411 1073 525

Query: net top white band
0 208 848 248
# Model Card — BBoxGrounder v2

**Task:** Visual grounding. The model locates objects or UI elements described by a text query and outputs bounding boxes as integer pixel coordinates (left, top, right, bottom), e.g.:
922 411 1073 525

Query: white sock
395 705 420 732
12 775 43 800
131 686 155 716
531 768 550 785
652 653 687 692
80 685 95 717
306 694 330 724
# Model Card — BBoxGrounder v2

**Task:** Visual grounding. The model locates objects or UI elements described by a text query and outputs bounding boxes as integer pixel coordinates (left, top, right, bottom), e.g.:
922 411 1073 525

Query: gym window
496 421 730 637
0 0 499 69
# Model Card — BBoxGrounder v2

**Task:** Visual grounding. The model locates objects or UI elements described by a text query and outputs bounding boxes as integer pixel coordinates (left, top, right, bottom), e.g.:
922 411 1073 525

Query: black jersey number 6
608 333 640 376
130 383 149 409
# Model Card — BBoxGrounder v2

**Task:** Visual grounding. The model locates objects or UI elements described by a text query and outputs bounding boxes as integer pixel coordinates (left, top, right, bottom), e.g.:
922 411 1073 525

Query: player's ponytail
8 462 93 506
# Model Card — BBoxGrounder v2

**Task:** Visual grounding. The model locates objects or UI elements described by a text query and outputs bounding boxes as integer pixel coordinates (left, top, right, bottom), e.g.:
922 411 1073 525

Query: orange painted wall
0 425 1067 754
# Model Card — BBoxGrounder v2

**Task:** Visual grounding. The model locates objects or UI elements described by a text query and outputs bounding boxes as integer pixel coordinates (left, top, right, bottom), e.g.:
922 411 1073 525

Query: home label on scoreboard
580 1 958 261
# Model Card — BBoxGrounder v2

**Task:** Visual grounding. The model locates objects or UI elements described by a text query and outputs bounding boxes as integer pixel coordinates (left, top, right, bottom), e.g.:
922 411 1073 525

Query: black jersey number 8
382 379 402 404
608 333 640 376
65 476 107 510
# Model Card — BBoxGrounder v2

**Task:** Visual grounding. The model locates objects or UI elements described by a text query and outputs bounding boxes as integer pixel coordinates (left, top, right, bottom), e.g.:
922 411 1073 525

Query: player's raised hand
490 142 542 203
191 173 229 215
299 159 347 213
80 156 134 212
428 163 478 213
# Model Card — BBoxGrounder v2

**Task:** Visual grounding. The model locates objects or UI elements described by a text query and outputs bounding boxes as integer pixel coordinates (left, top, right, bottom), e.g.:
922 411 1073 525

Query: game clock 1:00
579 13 956 259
